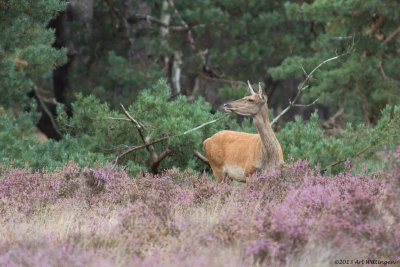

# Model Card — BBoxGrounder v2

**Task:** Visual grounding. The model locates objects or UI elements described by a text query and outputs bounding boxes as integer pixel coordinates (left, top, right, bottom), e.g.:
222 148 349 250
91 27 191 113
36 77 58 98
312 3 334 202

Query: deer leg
210 165 223 183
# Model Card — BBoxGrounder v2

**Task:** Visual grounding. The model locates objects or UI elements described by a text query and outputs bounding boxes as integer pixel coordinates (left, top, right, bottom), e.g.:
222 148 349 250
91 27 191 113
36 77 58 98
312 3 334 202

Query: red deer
203 81 283 183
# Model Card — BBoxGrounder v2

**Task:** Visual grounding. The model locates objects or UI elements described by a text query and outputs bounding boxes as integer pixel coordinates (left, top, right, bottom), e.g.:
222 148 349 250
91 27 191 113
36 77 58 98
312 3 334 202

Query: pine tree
269 0 400 123
58 0 312 108
0 0 67 109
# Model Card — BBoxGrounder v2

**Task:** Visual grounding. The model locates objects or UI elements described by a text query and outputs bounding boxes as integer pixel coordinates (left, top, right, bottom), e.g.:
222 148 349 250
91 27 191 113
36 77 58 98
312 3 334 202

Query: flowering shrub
0 167 57 215
0 240 116 267
0 147 399 266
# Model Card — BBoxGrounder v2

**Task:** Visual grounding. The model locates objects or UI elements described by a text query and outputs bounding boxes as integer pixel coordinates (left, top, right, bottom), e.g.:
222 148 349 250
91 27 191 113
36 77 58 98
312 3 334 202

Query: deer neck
253 104 282 172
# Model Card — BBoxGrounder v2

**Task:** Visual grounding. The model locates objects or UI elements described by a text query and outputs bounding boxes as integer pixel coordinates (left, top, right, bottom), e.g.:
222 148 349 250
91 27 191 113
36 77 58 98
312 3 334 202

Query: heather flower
0 148 399 266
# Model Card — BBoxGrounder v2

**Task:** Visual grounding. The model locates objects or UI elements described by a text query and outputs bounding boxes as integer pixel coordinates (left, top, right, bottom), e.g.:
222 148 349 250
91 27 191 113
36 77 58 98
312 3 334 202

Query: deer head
224 81 267 117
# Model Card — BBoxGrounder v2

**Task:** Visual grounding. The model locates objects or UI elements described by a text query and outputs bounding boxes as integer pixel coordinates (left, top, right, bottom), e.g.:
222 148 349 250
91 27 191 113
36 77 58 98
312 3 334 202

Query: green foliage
218 83 248 101
2 90 398 175
65 1 166 107
57 79 228 172
0 109 109 171
80 51 165 108
170 0 310 80
1 0 399 177
270 0 400 123
130 79 230 170
63 0 313 107
0 0 67 108
277 106 400 173
60 0 399 125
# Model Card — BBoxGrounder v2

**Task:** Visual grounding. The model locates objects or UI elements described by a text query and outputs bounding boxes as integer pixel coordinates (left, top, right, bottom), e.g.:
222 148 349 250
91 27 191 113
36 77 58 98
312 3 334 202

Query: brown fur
203 131 262 183
203 82 283 183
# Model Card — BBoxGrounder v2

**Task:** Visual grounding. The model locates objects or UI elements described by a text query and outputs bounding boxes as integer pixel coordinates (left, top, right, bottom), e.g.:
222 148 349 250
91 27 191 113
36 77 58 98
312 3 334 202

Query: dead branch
150 148 173 173
194 150 209 164
183 114 229 135
108 117 131 122
198 73 247 86
379 64 387 80
117 113 229 162
369 15 386 37
102 0 130 30
382 25 400 46
32 84 62 138
119 104 172 173
271 52 350 126
119 104 145 129
103 0 186 31
322 108 344 129
321 139 387 173
120 104 150 154
117 104 228 172
167 0 196 50
166 0 213 98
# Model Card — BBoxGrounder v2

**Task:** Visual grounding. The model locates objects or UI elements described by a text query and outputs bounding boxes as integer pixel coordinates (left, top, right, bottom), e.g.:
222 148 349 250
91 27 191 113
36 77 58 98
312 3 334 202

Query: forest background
1 0 399 175
1 1 400 266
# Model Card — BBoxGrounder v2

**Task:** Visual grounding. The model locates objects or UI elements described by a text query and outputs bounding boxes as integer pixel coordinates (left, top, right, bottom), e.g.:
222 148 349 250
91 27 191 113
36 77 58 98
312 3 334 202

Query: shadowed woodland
0 0 400 266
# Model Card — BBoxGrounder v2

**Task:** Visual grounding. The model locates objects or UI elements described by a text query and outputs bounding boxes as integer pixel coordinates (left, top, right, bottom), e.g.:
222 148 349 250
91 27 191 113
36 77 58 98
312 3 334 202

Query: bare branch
271 86 315 126
299 54 342 90
194 150 209 164
32 84 62 138
166 0 209 71
183 114 229 135
321 139 387 172
379 64 387 80
102 0 131 31
108 117 131 122
382 25 400 46
166 0 196 49
271 52 350 126
150 148 173 173
298 62 308 77
117 136 171 159
323 108 344 129
293 97 320 108
130 13 170 28
117 113 229 159
120 104 157 160
270 105 291 126
120 104 145 129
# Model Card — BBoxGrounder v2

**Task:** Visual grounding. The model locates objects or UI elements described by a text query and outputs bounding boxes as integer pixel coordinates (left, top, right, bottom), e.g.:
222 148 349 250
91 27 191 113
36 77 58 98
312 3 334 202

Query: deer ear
247 80 256 95
258 82 267 102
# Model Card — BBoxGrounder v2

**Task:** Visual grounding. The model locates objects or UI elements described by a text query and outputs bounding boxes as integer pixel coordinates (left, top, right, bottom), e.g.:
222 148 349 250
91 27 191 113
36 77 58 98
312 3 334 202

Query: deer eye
247 99 255 102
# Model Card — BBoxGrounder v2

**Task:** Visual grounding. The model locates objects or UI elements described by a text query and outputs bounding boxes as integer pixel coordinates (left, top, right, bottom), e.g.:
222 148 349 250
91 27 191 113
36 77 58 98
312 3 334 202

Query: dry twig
382 25 400 46
271 52 350 126
32 84 62 138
